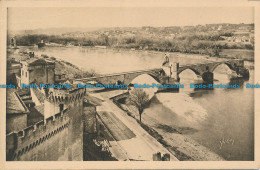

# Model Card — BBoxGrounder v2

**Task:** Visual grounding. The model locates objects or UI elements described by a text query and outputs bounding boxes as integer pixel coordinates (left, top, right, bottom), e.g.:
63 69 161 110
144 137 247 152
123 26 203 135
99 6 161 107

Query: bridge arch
178 67 201 76
128 73 160 96
211 62 235 73
178 68 203 91
128 73 161 85
126 72 161 86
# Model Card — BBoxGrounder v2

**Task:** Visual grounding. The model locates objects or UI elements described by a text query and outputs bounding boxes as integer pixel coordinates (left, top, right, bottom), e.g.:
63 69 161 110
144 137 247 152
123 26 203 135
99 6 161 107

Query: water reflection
178 68 254 160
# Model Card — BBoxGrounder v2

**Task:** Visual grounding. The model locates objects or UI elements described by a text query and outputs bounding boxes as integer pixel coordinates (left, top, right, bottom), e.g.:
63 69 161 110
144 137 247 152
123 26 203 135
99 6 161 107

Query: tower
6 87 86 161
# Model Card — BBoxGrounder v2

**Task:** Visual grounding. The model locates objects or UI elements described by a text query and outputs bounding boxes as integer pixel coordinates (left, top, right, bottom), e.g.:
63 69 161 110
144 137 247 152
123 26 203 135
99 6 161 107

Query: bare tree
128 89 149 122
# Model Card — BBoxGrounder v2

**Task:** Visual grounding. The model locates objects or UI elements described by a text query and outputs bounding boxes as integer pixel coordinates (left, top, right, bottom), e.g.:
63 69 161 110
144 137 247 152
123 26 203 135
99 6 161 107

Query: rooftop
22 57 55 66
34 104 44 115
6 89 29 115
32 88 45 104
16 88 30 97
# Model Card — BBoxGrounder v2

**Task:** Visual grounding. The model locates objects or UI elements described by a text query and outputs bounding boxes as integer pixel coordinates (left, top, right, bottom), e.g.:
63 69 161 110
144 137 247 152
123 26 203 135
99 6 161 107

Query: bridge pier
234 66 250 78
231 59 250 78
202 71 214 85
170 62 180 82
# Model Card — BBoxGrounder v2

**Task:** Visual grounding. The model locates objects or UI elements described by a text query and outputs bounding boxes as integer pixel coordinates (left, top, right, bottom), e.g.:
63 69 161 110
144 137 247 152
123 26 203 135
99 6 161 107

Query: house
20 57 55 86
6 90 29 134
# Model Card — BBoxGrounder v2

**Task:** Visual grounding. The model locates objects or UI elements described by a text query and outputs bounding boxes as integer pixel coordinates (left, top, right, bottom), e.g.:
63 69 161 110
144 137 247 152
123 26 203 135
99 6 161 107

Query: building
20 57 55 85
6 90 29 134
6 52 108 161
7 59 21 86
6 87 86 161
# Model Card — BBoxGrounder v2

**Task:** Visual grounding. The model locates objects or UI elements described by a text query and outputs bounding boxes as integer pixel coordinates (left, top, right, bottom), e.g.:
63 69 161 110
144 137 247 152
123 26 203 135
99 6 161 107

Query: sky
8 7 254 30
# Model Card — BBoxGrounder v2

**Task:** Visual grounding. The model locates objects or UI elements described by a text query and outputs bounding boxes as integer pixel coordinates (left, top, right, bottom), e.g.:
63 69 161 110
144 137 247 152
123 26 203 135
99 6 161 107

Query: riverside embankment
113 92 224 161
90 90 178 161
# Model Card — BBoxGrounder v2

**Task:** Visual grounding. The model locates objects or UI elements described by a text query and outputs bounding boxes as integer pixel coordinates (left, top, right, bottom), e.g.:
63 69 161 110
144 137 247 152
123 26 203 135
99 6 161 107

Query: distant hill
8 27 103 35
8 23 254 36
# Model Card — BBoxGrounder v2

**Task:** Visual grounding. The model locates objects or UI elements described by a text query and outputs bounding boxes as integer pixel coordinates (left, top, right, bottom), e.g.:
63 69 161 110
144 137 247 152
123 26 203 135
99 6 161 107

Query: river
15 46 254 160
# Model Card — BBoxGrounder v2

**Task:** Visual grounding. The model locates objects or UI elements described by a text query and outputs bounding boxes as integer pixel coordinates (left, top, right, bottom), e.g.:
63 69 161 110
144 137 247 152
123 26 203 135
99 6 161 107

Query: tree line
9 30 253 57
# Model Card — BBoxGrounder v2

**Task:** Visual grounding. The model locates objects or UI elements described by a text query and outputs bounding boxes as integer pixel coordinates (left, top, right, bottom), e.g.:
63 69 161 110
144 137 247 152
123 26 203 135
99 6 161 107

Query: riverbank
7 48 98 79
112 94 224 161
9 45 254 64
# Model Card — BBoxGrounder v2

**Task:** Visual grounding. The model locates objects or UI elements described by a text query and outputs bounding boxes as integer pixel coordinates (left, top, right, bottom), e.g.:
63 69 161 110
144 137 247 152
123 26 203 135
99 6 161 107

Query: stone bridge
177 59 247 76
73 68 163 85
73 59 249 85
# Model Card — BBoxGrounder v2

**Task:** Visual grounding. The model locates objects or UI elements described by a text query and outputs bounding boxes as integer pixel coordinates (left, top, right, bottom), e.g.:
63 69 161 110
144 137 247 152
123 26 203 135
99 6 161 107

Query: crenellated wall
6 88 86 161
6 108 70 161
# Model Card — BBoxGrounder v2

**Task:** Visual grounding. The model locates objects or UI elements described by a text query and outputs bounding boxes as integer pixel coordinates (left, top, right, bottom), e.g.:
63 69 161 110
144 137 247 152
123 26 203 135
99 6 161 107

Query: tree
128 89 149 122
83 68 96 77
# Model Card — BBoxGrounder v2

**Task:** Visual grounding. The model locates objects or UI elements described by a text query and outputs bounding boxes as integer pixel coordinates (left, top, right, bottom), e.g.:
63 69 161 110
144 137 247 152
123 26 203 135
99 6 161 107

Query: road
91 90 178 161
98 111 136 141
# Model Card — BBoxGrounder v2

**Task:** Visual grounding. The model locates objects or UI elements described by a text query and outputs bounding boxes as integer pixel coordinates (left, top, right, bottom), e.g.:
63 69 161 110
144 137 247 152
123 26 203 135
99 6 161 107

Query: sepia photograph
1 1 259 169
